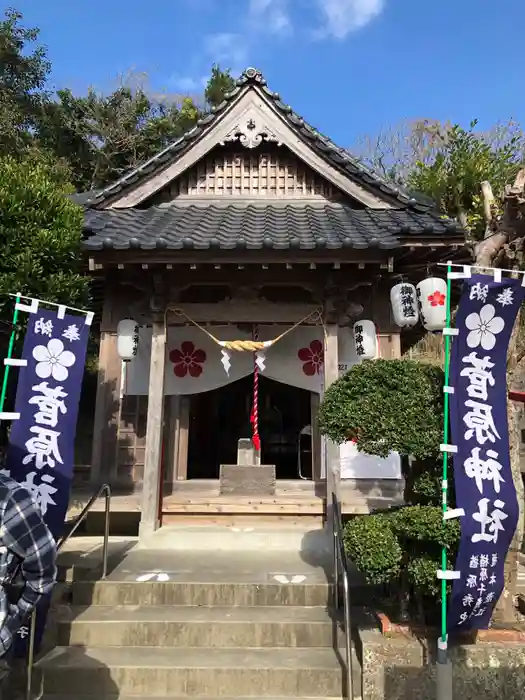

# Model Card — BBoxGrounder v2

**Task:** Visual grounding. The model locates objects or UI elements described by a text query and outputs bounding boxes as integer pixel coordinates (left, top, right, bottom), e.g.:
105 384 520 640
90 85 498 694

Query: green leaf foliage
37 85 206 191
407 121 524 240
35 64 236 191
344 506 460 599
355 118 525 241
406 555 442 597
331 359 461 615
405 458 455 507
0 9 237 191
0 154 90 320
343 513 402 585
0 8 51 156
205 64 236 108
391 505 460 551
318 359 444 458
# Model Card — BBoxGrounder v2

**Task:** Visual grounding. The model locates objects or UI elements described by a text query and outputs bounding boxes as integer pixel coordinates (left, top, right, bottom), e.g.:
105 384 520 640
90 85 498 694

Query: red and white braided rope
251 325 260 451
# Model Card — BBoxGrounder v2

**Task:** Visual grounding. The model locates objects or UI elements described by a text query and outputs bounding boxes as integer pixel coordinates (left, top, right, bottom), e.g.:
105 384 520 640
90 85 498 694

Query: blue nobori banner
5 307 90 655
447 275 525 632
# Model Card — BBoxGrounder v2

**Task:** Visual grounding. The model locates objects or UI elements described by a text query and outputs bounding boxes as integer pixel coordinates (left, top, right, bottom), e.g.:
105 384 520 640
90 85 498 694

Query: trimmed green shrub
390 505 460 551
343 505 461 607
406 555 442 597
322 358 461 621
343 513 402 585
318 359 444 459
405 460 442 506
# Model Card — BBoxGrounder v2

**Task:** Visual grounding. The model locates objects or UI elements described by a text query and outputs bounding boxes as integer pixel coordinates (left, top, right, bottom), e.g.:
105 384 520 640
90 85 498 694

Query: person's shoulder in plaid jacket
0 471 57 657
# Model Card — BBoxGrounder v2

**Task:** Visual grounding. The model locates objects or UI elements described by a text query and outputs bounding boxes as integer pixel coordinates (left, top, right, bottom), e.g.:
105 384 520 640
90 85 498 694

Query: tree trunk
492 396 524 623
490 310 524 623
477 170 525 623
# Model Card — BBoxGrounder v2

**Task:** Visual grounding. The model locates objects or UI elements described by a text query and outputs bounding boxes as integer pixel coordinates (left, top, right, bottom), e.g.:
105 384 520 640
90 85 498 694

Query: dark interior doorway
187 375 312 479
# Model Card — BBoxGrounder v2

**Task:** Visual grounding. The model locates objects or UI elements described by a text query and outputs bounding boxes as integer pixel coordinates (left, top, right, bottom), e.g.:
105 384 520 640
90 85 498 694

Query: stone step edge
40 696 354 700
56 604 337 622
35 645 361 673
71 580 333 585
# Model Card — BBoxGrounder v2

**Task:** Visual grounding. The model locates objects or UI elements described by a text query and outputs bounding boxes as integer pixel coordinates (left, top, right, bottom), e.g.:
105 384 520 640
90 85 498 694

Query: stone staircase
32 546 361 700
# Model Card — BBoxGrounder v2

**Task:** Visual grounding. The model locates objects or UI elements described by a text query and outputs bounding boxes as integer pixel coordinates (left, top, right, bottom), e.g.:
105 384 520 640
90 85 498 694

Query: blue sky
13 0 525 149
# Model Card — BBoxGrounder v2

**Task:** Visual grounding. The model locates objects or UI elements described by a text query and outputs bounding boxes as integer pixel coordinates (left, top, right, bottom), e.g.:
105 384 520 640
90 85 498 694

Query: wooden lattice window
151 143 344 201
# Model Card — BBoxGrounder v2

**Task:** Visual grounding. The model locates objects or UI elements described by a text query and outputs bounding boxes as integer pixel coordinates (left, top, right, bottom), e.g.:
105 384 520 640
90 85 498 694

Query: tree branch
481 180 495 236
475 168 525 267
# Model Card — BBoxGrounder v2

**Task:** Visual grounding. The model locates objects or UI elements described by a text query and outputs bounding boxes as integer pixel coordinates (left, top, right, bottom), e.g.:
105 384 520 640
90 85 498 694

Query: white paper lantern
416 278 447 331
353 320 378 360
117 319 139 361
390 282 419 328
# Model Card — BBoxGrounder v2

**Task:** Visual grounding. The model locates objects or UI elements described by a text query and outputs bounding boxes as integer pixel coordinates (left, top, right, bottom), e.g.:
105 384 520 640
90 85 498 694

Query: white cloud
172 33 248 93
248 0 386 39
248 0 292 35
170 0 385 94
247 0 385 39
170 75 208 92
315 0 385 38
204 32 249 72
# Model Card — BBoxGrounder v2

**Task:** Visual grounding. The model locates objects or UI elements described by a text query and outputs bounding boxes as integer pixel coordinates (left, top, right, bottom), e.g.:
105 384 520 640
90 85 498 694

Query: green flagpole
441 267 453 638
437 265 453 698
0 294 21 414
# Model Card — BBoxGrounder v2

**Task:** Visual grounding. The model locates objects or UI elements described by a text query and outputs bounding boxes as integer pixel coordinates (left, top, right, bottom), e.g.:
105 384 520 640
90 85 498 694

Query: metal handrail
25 483 111 700
332 492 354 700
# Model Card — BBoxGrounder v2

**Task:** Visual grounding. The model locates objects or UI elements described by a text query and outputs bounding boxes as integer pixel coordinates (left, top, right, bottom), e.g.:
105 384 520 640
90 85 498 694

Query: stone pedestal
219 464 276 495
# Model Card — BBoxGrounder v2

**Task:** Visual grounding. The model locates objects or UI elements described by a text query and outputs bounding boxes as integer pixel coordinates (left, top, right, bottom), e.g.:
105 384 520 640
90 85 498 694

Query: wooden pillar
390 332 401 358
165 395 181 488
176 397 190 480
323 324 339 529
90 299 120 486
162 393 190 486
139 316 167 539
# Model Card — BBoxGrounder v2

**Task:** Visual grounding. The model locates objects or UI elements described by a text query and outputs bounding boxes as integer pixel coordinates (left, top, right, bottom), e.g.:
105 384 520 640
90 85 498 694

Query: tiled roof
83 202 463 252
84 68 430 211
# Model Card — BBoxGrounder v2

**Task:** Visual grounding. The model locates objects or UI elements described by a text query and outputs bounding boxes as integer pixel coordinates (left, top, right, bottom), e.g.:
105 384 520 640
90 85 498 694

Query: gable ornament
221 114 282 150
